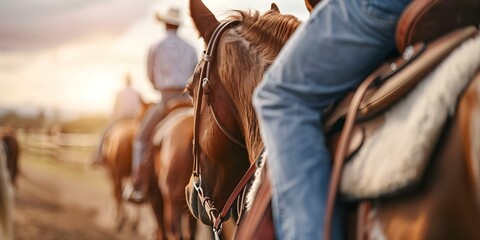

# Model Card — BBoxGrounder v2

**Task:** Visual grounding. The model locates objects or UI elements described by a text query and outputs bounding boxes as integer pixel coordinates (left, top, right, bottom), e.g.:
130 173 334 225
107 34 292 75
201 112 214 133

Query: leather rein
192 20 259 238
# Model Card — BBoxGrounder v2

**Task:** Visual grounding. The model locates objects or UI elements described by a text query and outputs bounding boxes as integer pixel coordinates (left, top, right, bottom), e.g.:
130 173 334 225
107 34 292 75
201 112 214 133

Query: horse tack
325 27 478 132
191 1 480 239
195 20 246 150
192 20 259 237
325 26 478 163
324 23 478 239
323 26 479 239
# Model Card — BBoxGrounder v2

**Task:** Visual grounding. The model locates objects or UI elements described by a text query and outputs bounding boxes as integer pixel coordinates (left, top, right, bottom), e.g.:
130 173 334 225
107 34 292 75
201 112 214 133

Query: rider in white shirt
112 79 143 121
127 7 197 203
93 74 143 165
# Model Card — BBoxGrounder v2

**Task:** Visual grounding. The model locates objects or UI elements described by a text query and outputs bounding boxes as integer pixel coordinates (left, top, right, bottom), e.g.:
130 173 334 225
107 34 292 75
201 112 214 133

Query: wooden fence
17 129 101 167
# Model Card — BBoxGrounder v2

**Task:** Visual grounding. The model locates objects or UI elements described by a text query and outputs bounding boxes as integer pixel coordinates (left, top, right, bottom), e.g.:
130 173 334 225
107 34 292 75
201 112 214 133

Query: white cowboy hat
156 7 182 26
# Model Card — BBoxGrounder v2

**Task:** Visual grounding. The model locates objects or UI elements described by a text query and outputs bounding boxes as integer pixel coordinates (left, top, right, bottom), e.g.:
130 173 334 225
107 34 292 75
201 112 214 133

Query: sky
0 0 309 120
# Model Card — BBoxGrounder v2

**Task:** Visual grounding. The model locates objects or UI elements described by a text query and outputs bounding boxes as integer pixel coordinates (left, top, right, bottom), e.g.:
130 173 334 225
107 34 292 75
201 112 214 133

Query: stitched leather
396 0 480 52
325 27 478 134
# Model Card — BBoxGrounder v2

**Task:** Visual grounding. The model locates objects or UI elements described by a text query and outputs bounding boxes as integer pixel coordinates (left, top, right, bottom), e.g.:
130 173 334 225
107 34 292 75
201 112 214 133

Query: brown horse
1 134 20 187
0 138 13 240
144 98 227 240
185 0 299 228
103 110 200 238
102 118 142 231
101 101 152 231
186 0 480 239
140 96 242 239
149 105 196 240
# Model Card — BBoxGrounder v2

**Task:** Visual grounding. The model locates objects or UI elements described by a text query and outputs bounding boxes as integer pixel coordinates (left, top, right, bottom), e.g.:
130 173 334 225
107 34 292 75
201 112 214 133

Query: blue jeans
253 0 410 239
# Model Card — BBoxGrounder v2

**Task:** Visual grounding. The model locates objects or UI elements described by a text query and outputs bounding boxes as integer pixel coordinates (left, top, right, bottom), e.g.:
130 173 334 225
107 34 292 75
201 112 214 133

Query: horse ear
270 3 280 12
189 0 220 43
304 0 321 13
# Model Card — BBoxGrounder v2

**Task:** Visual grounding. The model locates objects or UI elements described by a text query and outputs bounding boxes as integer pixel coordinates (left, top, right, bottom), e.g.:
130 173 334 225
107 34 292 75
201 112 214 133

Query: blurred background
0 0 308 239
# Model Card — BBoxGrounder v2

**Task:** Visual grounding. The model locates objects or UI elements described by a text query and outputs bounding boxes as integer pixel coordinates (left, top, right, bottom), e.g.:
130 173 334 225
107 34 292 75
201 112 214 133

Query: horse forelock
215 10 300 161
227 10 301 64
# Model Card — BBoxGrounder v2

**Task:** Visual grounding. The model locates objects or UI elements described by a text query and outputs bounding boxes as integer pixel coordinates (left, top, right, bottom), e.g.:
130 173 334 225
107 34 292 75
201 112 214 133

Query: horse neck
237 104 264 163
219 16 300 163
219 47 264 162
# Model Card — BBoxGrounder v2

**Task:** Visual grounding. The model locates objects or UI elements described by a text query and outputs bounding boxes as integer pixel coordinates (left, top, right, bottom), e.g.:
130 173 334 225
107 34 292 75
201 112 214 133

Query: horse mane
227 10 301 63
216 9 301 160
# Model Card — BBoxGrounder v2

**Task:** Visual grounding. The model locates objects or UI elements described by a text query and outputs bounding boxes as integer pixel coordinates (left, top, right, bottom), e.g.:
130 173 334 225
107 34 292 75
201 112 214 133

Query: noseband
192 20 259 239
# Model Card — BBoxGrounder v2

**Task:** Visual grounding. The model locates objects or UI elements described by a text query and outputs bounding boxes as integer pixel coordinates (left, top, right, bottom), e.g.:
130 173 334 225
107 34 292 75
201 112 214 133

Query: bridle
193 20 246 151
191 20 260 239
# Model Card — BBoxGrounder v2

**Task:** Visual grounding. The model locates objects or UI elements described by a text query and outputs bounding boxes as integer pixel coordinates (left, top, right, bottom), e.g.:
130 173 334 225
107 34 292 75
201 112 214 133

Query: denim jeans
132 90 185 172
253 0 411 239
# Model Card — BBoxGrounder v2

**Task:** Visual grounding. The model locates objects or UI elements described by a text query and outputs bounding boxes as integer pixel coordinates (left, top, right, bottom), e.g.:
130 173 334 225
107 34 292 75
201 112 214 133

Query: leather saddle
236 0 480 239
325 0 480 159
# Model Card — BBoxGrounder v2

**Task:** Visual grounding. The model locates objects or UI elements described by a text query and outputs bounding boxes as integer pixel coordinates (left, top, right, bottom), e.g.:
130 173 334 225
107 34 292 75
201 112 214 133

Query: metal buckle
193 174 202 193
202 78 212 104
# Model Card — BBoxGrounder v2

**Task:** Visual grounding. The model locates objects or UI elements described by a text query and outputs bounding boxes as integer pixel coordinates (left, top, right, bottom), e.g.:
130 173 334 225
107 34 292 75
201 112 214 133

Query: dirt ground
12 152 157 240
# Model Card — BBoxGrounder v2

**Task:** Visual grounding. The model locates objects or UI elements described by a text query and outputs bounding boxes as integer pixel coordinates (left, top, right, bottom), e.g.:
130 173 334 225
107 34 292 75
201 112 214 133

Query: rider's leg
253 0 411 239
130 103 165 202
129 90 184 202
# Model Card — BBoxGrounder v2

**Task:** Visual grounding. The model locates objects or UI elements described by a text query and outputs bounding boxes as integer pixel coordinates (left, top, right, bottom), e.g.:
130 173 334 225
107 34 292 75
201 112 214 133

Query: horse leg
163 194 181 240
177 204 194 240
161 179 184 240
184 213 197 240
129 205 140 233
164 164 188 239
10 137 19 188
112 171 126 231
148 172 166 240
2 136 19 187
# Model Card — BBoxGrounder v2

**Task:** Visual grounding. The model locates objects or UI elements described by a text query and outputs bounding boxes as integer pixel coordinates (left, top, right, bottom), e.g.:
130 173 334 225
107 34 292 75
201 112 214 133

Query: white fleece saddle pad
340 37 480 199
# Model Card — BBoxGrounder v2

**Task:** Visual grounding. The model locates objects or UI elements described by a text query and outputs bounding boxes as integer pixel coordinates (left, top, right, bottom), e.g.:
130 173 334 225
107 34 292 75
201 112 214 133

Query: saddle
324 0 480 164
326 0 480 133
323 0 480 238
151 96 193 147
236 0 480 239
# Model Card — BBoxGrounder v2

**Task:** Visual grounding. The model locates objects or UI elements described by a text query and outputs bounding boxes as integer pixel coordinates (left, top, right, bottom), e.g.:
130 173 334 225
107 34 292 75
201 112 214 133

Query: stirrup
122 182 146 204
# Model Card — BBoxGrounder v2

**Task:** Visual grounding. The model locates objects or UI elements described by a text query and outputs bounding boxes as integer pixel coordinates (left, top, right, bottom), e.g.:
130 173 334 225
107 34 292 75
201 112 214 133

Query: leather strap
213 155 261 230
192 20 263 235
234 165 274 240
323 63 400 239
356 202 371 240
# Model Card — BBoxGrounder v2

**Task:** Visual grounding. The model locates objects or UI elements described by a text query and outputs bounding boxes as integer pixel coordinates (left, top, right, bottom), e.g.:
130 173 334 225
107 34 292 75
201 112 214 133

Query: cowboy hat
156 7 182 26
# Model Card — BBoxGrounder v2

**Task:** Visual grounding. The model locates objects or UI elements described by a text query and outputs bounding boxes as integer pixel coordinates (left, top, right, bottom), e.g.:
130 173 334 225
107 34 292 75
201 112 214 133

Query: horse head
185 0 301 227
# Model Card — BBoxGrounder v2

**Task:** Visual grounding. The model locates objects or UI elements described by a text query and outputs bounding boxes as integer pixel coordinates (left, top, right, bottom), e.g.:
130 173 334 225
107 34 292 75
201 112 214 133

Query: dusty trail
12 153 156 240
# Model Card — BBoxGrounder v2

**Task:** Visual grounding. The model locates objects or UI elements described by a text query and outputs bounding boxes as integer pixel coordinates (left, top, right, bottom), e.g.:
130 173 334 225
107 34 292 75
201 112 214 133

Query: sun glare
71 69 119 115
